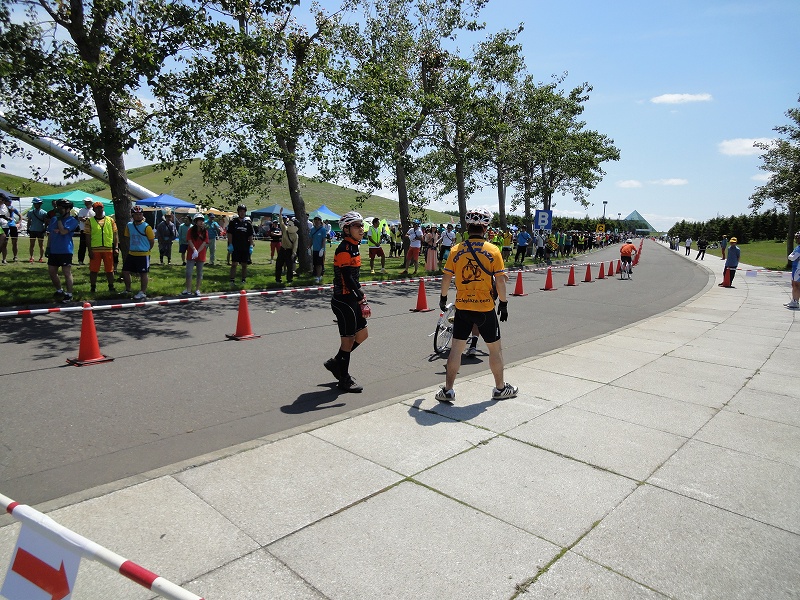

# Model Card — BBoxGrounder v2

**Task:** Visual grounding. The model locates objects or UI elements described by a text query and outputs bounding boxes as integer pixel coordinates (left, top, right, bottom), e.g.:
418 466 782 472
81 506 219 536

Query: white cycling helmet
464 208 492 227
339 210 364 228
626 238 632 243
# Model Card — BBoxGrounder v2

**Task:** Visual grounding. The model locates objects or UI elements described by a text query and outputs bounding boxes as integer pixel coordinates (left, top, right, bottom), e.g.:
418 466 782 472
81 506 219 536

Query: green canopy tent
38 190 115 215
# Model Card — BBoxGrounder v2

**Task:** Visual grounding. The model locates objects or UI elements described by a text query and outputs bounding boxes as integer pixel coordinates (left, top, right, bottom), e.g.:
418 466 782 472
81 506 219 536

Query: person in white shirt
438 223 456 269
685 237 692 256
75 197 95 264
400 220 423 276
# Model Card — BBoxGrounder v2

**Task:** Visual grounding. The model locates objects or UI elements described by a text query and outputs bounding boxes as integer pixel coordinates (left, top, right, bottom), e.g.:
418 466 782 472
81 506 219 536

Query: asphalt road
0 240 710 505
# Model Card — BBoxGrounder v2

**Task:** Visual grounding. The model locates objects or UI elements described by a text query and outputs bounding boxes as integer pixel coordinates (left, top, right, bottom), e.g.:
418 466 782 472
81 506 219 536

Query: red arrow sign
11 548 70 600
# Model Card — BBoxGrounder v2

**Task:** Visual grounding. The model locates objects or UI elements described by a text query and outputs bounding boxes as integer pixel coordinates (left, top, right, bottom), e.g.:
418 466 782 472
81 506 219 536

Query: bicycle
431 302 456 355
619 258 632 280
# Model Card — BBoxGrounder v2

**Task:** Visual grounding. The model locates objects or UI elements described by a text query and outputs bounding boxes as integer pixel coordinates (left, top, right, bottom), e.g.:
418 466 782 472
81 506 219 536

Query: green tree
331 0 485 245
0 0 200 252
148 3 338 273
750 96 800 259
508 76 620 220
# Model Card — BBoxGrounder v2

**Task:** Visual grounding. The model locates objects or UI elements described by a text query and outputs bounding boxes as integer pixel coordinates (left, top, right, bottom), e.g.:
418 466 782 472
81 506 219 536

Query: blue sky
3 0 798 231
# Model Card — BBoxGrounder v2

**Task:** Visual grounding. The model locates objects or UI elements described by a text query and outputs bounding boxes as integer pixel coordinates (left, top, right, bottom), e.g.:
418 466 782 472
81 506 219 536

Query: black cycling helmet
56 199 74 211
237 204 247 211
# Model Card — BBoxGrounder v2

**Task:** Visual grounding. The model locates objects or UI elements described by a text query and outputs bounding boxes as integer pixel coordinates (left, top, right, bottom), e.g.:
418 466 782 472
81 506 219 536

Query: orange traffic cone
607 260 614 276
565 265 577 286
617 259 622 273
583 264 594 283
633 252 640 266
410 278 433 312
541 267 556 291
67 303 113 366
511 271 527 296
227 290 261 340
597 262 605 279
719 268 732 288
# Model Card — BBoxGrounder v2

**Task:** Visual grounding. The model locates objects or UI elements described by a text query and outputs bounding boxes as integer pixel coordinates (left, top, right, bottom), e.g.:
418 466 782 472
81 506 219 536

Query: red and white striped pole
1 493 204 600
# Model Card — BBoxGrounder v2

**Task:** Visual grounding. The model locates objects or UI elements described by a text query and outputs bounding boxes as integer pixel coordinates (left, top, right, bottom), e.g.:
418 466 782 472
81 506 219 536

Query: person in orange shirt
85 202 118 293
619 238 637 277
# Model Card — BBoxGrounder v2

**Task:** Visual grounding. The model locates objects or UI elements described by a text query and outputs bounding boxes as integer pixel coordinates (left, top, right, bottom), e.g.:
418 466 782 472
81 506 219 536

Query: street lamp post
602 201 607 223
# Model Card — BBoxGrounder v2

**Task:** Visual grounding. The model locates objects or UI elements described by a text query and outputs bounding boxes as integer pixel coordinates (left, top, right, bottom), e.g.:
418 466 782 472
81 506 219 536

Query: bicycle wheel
433 305 456 355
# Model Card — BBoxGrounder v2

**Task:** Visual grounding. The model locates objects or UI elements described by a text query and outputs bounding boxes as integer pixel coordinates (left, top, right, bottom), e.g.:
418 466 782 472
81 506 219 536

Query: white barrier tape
1 493 204 600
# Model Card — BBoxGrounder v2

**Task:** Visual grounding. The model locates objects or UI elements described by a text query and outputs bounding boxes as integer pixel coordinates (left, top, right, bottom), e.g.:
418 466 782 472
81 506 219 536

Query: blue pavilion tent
251 203 294 218
136 194 196 210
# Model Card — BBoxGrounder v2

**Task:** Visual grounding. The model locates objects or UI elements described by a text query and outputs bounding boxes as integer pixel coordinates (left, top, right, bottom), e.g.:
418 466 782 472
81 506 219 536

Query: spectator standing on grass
310 216 328 284
155 212 177 265
720 235 728 260
720 237 740 286
268 219 282 264
0 194 13 263
177 215 191 265
182 214 209 296
122 206 155 300
400 220 423 276
228 204 254 288
367 217 387 274
276 210 298 284
75 197 94 264
205 214 221 265
436 207 517 403
2 197 21 262
85 202 118 293
27 198 49 263
785 231 800 310
514 225 532 265
439 223 456 268
324 211 370 393
46 199 78 302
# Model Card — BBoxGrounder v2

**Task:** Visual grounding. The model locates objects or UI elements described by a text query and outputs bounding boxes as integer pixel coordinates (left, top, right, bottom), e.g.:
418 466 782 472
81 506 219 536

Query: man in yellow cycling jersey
437 208 518 403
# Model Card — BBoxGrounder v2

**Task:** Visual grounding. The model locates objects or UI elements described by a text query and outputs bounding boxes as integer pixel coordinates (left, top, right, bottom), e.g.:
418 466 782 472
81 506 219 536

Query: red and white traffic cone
67 303 114 366
227 290 261 340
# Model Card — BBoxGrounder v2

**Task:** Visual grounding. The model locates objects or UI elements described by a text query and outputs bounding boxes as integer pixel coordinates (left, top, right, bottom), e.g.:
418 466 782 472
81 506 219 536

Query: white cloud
651 93 712 104
718 138 772 156
617 180 642 188
650 178 688 186
751 173 771 182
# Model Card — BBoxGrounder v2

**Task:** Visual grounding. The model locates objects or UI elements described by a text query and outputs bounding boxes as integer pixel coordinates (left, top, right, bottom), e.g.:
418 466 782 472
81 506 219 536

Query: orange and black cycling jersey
333 237 364 300
620 243 637 256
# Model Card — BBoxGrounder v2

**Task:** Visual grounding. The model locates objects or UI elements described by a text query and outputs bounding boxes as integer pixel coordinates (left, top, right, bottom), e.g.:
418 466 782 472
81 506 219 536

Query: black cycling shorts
453 308 501 344
331 295 367 337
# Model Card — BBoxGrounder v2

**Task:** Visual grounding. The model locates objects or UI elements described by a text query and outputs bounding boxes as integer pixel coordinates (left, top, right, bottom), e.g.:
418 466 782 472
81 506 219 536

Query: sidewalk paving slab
574 485 800 600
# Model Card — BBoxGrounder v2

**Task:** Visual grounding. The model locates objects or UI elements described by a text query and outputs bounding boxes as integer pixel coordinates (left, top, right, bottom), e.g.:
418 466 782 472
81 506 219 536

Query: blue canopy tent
136 194 196 210
308 204 341 221
251 203 294 218
38 190 115 215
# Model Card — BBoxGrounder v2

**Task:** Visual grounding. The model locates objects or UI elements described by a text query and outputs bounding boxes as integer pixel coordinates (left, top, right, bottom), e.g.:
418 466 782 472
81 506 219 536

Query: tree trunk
496 160 507 229
280 137 311 274
455 156 468 228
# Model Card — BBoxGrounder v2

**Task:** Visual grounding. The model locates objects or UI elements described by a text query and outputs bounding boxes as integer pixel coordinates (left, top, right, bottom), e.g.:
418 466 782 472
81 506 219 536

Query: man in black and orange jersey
436 208 518 403
324 211 371 393
620 238 637 278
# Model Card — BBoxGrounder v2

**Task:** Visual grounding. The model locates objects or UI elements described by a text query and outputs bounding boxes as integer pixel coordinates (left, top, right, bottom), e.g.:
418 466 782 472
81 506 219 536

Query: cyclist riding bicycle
620 238 637 278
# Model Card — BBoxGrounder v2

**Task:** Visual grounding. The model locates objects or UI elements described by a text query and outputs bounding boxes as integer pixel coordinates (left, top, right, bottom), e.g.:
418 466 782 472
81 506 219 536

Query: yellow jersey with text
443 238 506 311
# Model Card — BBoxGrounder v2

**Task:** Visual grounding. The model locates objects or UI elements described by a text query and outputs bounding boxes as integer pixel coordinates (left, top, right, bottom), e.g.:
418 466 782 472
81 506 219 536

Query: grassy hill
0 161 455 222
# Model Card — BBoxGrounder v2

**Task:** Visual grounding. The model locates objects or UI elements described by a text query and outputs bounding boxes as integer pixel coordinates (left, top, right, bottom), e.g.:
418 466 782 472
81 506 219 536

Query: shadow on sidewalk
281 384 346 414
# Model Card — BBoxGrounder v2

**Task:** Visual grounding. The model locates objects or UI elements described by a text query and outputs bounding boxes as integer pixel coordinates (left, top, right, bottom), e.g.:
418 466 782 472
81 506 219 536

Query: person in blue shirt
720 236 740 287
310 216 328 284
47 199 79 302
514 225 533 265
786 231 800 310
205 214 222 265
27 198 50 262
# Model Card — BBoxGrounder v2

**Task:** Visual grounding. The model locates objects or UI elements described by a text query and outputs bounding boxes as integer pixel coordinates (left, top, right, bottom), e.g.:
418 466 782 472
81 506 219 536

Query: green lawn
0 241 435 308
692 239 793 271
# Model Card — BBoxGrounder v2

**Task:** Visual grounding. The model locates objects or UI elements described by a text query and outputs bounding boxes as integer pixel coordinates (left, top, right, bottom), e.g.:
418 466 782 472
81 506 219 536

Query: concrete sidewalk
2 240 798 599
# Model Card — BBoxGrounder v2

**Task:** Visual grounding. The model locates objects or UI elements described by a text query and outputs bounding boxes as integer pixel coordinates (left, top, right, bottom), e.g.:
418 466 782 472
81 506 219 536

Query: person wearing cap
720 236 740 286
27 198 50 262
720 235 728 260
75 197 95 264
155 211 178 264
400 219 423 276
268 218 282 264
177 215 191 265
47 199 79 302
786 231 800 310
122 206 155 300
695 236 708 260
276 209 298 283
85 201 118 293
227 204 254 288
182 214 209 296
